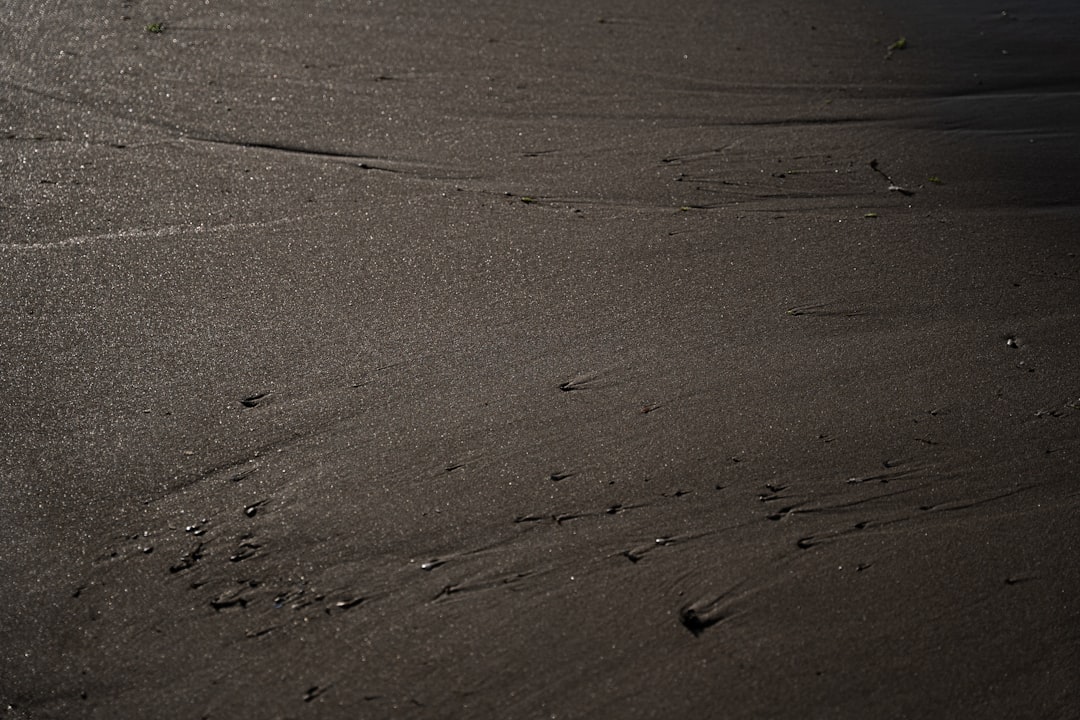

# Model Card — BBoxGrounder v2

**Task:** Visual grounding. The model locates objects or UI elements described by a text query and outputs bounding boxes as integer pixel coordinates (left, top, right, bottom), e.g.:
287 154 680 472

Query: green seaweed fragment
146 22 165 33
928 176 944 184
888 37 907 51
864 212 879 218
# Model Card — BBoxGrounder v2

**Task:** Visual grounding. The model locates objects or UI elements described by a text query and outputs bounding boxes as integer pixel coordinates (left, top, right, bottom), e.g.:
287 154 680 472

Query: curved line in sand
0 214 326 251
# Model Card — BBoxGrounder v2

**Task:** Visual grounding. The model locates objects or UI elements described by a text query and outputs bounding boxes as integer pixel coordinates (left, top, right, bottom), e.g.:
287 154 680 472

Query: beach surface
3 1 1079 717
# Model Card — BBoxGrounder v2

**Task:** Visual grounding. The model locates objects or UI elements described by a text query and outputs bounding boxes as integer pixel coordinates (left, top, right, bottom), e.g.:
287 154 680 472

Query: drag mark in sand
558 369 619 392
327 596 368 613
869 158 915 196
785 302 865 317
182 135 467 180
621 530 716 564
413 537 530 574
183 455 262 487
776 481 1037 553
302 685 329 703
209 585 253 612
193 570 383 625
622 536 676 564
228 539 262 563
240 392 272 409
170 411 360 495
185 136 398 167
243 500 269 518
918 486 1033 514
844 463 931 486
1034 396 1080 419
660 144 739 165
679 581 750 637
785 485 921 518
168 543 206 574
432 570 538 603
759 482 809 521
513 501 644 528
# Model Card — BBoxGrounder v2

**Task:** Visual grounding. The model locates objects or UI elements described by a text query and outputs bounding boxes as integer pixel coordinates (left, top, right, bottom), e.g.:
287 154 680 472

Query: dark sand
3 0 1079 717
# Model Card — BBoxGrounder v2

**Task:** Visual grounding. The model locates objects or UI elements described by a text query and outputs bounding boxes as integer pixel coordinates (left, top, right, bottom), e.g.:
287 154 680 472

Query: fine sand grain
2 1 1078 718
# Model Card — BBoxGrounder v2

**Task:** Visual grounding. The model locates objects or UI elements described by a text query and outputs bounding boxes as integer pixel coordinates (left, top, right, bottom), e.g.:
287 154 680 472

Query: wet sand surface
2 1 1079 717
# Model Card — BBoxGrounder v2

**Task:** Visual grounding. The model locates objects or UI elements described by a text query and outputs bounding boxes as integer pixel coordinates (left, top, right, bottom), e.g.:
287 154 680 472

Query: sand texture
2 1 1079 717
